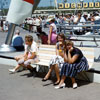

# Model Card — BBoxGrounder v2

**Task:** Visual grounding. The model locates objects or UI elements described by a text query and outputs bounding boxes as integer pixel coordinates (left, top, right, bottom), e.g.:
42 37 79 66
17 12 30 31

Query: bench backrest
37 45 56 66
37 45 94 69
77 47 94 69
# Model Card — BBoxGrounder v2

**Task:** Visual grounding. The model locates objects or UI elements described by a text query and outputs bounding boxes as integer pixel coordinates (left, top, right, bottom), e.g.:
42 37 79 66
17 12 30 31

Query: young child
9 35 38 73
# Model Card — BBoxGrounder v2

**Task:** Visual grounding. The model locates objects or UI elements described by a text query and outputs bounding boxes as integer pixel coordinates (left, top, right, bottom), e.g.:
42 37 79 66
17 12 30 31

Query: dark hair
57 33 66 50
57 33 66 41
51 18 55 23
25 35 33 42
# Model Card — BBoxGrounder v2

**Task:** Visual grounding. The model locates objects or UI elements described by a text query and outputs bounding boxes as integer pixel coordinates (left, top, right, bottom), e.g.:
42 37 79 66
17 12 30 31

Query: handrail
57 24 100 27
56 23 100 35
56 24 100 47
66 34 100 38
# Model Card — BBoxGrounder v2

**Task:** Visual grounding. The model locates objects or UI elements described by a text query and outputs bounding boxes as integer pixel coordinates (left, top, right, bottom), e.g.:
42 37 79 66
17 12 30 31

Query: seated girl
55 40 89 89
42 33 66 85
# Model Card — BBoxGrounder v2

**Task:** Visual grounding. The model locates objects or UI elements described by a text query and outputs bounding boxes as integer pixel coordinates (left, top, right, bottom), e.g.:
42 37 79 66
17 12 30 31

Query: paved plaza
0 27 100 100
0 64 100 100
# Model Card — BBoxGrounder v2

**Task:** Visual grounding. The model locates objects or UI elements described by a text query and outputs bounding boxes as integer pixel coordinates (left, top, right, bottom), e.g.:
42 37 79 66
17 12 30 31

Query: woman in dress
42 33 66 85
47 15 57 45
55 40 89 89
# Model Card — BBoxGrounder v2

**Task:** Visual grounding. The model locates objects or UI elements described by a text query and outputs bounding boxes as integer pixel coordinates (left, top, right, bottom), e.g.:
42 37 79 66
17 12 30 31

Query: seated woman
55 40 89 89
42 33 66 85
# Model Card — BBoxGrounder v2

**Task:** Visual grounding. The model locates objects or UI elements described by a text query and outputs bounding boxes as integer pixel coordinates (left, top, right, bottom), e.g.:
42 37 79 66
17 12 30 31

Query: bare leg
14 64 21 71
44 65 54 80
14 63 25 71
9 64 23 73
27 65 34 71
59 76 66 86
14 55 24 61
71 77 76 84
54 75 66 89
71 77 77 89
54 64 60 84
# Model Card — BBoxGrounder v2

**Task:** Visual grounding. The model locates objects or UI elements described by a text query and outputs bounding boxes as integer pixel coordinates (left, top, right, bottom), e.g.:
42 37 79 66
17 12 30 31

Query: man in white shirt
94 13 100 21
9 35 38 74
73 12 86 35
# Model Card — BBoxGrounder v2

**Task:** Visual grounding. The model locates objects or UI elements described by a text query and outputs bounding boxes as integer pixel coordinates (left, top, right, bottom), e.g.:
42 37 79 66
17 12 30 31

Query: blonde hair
25 35 33 42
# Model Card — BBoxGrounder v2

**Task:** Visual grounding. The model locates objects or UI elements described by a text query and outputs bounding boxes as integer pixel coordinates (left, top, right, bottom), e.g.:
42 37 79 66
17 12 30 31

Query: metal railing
56 23 100 47
57 24 100 36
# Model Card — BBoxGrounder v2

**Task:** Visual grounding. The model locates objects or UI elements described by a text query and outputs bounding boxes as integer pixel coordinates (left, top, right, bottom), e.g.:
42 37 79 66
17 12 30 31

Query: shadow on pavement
19 71 91 88
64 77 91 88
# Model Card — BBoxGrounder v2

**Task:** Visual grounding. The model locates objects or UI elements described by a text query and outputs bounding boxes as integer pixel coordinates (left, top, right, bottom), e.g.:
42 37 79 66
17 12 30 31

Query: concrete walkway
0 64 100 100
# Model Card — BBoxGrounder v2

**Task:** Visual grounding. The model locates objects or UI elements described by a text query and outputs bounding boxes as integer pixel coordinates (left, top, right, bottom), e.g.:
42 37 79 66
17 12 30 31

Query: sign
77 3 82 9
58 3 64 9
58 2 100 9
65 3 70 9
89 2 94 8
71 3 76 9
83 2 88 8
95 2 100 8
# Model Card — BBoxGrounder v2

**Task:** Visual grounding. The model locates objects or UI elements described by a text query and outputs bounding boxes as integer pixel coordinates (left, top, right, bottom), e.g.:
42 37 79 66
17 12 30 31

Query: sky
0 0 99 8
38 0 98 7
38 0 62 7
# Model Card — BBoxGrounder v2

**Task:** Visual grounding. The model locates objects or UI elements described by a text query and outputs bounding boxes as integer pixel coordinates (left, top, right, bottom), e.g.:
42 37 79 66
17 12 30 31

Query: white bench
33 44 94 68
31 44 94 81
0 44 95 82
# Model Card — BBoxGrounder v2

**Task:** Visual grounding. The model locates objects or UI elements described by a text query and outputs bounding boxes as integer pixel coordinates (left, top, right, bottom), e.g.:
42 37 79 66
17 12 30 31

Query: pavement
0 64 100 100
0 27 100 100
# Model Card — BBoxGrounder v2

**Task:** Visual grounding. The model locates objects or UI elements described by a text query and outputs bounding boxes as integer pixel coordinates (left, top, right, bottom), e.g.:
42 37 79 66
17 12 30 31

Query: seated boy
9 35 38 73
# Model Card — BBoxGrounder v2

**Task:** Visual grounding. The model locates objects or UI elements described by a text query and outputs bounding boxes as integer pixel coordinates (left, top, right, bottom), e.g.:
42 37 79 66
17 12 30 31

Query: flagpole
0 23 16 52
32 0 40 13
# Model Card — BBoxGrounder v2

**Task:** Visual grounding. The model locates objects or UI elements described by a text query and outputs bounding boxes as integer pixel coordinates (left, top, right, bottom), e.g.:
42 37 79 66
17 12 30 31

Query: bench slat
39 45 55 48
78 47 94 51
38 50 55 55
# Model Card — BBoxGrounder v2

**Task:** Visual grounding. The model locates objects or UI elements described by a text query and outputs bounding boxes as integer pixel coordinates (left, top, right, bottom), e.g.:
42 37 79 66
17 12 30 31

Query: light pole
54 0 58 9
50 0 52 7
0 0 3 16
74 0 78 15
80 0 84 14
63 0 67 3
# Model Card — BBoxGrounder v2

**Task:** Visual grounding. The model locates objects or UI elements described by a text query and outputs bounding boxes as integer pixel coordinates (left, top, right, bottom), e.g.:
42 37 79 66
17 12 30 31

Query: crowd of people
19 11 100 45
1 11 100 38
1 11 100 34
21 11 100 36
